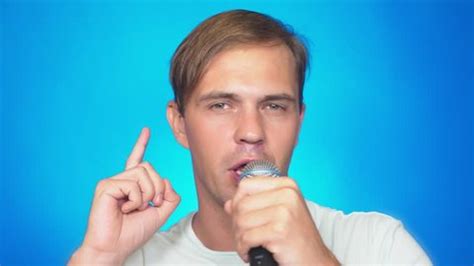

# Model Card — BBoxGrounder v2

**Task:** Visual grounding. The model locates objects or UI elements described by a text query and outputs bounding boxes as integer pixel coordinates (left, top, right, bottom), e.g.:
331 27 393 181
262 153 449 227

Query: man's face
173 44 304 206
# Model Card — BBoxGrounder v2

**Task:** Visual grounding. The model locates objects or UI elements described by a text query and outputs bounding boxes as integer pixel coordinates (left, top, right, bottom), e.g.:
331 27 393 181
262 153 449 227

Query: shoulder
305 200 401 235
304 200 432 265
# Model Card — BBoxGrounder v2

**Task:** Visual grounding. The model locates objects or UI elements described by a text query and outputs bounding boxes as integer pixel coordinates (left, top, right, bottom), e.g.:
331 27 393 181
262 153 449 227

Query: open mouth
230 159 254 179
234 163 248 177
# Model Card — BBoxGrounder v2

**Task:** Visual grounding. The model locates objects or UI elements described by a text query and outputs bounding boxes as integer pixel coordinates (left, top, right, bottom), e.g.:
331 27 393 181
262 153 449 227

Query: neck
192 192 235 251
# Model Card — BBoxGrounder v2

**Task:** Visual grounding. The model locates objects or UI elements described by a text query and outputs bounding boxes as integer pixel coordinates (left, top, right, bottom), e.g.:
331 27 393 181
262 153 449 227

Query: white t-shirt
124 200 432 265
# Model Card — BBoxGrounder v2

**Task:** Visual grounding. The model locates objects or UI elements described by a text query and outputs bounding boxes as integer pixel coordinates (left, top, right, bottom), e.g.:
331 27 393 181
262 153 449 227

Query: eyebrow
259 93 297 103
197 91 297 104
197 92 240 103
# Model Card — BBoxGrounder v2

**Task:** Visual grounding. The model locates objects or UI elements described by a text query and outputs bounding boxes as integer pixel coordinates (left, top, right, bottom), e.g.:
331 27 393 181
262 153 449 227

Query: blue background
1 1 472 265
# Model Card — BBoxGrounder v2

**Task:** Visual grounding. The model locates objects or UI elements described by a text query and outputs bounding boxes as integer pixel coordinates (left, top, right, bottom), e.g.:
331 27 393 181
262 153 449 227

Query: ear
166 101 189 149
299 103 306 124
295 103 306 146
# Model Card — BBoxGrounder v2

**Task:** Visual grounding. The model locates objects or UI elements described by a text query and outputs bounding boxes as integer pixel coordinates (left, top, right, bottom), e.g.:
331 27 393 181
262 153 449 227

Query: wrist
68 245 125 266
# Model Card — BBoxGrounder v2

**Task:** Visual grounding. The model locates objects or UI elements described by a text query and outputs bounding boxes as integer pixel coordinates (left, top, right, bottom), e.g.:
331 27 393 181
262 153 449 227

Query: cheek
267 116 300 141
276 127 299 151
266 119 300 159
185 114 234 155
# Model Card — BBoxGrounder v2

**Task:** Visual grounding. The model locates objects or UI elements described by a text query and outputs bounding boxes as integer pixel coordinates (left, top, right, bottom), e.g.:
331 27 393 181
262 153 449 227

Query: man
69 10 431 265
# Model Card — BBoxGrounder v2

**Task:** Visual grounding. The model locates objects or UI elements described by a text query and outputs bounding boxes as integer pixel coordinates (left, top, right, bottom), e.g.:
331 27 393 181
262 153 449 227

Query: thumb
163 179 180 203
155 179 181 224
140 179 180 234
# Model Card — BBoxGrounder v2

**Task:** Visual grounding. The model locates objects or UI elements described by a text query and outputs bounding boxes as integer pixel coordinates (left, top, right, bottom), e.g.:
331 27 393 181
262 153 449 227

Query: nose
234 108 265 146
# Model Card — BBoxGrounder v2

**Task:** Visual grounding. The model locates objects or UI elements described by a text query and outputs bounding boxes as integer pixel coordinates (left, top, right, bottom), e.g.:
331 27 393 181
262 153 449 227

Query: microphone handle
249 246 278 266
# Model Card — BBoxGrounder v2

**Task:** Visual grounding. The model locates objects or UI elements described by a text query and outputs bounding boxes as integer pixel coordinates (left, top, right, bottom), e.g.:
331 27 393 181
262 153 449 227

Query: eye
209 102 230 110
264 103 286 111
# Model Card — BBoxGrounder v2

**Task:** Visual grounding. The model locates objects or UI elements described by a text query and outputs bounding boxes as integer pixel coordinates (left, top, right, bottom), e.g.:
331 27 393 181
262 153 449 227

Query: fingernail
148 201 155 207
139 202 148 211
122 205 131 213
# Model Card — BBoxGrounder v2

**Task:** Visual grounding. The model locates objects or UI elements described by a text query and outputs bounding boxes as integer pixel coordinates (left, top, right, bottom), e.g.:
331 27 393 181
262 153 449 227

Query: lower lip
229 170 241 183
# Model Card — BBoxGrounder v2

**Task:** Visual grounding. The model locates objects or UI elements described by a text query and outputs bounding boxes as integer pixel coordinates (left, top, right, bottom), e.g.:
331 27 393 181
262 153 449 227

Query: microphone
240 160 280 266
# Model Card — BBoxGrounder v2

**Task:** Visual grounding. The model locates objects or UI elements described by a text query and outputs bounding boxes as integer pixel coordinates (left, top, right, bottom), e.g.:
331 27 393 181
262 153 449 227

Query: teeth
233 163 248 178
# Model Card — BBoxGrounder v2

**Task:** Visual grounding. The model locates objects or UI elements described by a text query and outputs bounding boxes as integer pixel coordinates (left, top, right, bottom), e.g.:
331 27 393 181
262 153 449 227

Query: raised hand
69 127 180 265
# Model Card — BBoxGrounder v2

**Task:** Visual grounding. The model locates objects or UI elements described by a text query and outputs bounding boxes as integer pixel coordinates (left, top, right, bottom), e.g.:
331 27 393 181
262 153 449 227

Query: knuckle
155 172 163 181
283 187 299 202
155 186 164 196
156 177 165 187
281 187 292 198
144 195 154 202
135 166 148 177
277 205 291 220
141 161 151 168
272 222 286 236
143 183 154 195
284 178 298 189
154 181 165 195
95 179 109 192
175 194 182 203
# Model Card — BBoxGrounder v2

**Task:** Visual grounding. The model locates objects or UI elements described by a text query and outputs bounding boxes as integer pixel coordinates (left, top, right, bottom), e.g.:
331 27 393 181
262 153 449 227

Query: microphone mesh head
240 160 281 179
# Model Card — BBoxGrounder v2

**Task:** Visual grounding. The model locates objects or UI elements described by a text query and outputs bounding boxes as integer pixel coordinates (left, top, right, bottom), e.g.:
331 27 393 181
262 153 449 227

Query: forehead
191 44 298 99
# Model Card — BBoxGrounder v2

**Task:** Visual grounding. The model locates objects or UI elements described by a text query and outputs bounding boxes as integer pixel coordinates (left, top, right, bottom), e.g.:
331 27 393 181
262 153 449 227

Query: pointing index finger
125 127 150 170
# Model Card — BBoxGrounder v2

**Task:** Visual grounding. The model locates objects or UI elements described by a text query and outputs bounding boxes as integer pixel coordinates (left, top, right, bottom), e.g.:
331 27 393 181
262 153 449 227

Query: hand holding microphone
224 160 340 266
240 160 281 266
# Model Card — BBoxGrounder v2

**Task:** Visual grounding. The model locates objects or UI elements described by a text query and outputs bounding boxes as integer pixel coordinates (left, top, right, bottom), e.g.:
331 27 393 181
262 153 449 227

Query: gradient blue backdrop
1 1 473 265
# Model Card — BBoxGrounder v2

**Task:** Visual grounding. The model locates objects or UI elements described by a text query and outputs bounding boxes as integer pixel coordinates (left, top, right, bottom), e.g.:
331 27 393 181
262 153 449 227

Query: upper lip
229 158 259 171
